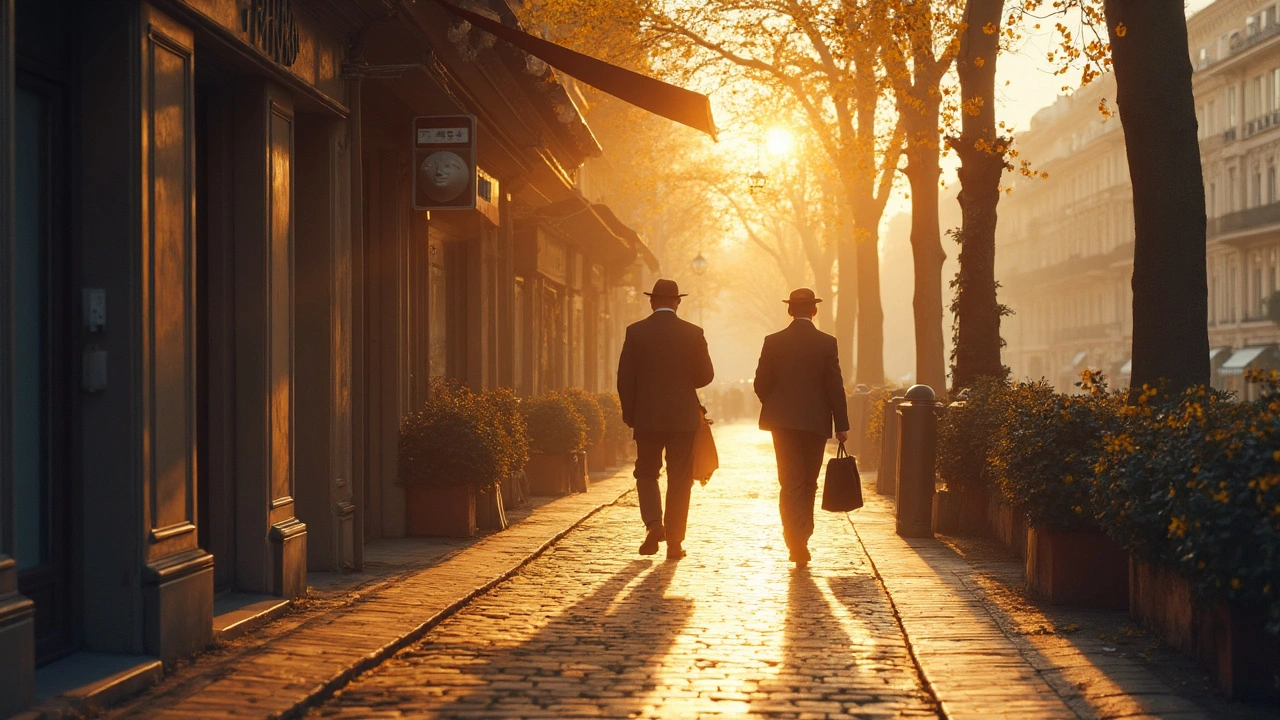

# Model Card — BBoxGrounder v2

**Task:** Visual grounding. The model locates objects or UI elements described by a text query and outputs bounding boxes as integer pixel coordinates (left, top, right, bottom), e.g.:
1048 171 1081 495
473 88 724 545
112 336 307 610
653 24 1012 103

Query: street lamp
691 251 708 276
690 251 709 325
747 169 767 194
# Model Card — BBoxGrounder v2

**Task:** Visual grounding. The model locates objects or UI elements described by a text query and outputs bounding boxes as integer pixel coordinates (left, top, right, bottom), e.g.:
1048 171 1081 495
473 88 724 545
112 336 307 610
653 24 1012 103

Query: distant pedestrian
617 279 715 560
754 288 850 567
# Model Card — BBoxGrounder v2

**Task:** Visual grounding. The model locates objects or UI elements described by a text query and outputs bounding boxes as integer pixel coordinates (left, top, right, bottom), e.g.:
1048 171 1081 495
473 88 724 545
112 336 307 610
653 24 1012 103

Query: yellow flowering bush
990 373 1122 531
1094 373 1280 631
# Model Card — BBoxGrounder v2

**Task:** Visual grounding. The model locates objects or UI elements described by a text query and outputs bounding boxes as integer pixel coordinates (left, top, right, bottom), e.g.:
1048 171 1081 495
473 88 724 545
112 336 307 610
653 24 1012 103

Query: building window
1272 68 1280 112
1228 86 1238 128
1253 169 1263 207
1269 165 1276 204
1209 181 1218 216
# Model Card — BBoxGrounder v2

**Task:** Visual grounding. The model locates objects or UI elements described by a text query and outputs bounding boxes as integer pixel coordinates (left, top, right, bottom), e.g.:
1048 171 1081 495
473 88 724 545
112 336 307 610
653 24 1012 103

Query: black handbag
821 442 863 512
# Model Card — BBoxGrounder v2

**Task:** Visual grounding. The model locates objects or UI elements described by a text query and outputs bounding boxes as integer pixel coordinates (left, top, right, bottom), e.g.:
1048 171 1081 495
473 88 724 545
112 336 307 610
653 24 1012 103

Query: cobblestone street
310 423 938 719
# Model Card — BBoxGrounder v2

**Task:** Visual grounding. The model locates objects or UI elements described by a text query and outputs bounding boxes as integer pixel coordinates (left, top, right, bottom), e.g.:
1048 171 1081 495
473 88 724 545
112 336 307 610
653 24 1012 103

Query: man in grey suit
754 288 850 567
617 279 715 560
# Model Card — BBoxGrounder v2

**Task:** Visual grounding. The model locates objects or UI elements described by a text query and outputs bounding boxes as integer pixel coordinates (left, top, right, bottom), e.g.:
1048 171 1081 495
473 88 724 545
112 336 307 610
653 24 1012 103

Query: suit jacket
754 319 850 438
617 310 715 434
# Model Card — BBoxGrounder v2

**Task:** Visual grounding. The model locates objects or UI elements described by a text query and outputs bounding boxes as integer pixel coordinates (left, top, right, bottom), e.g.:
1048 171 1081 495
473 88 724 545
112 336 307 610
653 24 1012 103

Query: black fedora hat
783 288 823 304
644 278 689 298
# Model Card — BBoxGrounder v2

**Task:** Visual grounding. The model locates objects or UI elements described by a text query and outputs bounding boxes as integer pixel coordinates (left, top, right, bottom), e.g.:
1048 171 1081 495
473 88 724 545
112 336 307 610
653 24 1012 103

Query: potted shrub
936 377 1012 535
477 387 530 530
993 373 1128 609
1094 375 1280 700
563 387 604 491
596 392 630 467
398 380 506 538
521 392 587 496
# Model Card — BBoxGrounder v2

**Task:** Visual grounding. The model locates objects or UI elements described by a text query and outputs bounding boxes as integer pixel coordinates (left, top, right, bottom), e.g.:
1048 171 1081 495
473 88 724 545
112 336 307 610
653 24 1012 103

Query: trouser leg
773 430 826 551
633 433 665 531
661 431 697 546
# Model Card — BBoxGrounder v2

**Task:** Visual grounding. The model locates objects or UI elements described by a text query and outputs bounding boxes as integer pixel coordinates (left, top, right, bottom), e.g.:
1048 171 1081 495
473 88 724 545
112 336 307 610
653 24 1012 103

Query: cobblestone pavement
310 423 939 719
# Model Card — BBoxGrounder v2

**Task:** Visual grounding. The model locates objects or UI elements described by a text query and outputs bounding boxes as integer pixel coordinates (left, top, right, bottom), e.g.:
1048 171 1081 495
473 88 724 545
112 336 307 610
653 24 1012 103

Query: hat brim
783 298 822 304
645 292 689 297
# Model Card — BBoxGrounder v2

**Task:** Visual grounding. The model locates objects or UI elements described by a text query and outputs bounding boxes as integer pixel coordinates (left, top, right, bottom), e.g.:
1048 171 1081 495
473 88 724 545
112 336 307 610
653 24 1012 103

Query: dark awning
536 194 637 267
432 0 718 140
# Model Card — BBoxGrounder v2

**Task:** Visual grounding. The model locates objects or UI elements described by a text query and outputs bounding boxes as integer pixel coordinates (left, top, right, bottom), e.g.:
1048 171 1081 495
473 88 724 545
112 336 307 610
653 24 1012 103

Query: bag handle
836 441 847 458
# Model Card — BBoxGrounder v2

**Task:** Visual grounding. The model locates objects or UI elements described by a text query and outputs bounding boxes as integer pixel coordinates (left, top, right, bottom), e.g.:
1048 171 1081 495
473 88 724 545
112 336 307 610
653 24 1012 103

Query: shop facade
0 0 652 713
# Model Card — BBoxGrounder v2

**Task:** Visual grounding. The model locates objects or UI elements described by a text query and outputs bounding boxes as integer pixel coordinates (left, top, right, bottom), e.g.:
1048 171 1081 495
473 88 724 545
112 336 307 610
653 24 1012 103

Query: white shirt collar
654 308 676 314
792 316 813 322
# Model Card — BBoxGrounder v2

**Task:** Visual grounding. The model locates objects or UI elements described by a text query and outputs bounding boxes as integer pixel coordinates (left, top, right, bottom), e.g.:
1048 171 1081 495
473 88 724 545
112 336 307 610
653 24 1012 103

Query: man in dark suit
617 278 715 560
754 288 850 567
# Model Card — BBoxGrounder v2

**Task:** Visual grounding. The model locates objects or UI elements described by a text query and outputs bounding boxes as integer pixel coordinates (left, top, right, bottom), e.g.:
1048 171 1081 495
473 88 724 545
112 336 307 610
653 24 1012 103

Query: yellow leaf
975 57 985 68
1115 23 1127 38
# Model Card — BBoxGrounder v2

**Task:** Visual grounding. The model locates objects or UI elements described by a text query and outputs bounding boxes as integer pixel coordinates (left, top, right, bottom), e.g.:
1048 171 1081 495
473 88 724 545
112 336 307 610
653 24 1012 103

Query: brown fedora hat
644 278 688 298
783 288 822 304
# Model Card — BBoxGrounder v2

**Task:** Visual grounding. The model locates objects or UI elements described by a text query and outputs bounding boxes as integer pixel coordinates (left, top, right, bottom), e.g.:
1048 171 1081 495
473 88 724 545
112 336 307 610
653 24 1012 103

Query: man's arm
617 327 637 427
692 329 714 389
753 338 774 402
825 337 850 434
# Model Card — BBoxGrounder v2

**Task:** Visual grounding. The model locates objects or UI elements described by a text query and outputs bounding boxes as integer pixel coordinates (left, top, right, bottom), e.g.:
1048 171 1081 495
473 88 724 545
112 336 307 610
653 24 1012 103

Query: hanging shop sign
412 115 477 211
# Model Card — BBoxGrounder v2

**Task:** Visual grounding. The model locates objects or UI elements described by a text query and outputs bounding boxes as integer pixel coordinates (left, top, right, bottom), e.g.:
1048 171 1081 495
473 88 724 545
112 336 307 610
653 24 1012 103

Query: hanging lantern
748 170 767 193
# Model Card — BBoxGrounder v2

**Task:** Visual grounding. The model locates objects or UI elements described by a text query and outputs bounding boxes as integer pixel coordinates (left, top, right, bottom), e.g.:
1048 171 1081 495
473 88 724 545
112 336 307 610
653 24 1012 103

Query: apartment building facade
999 0 1280 397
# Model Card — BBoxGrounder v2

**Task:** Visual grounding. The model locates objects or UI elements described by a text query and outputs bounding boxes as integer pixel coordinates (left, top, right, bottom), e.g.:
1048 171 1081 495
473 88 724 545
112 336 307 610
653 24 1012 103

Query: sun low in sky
765 127 794 157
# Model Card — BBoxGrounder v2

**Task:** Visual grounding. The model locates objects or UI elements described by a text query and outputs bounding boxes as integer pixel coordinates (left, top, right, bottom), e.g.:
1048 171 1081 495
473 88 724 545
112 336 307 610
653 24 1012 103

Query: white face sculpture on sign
419 150 470 202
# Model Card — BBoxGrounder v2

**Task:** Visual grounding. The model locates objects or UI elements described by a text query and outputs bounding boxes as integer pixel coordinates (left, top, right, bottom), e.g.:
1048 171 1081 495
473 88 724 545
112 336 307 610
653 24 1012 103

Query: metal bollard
876 396 906 495
895 384 943 538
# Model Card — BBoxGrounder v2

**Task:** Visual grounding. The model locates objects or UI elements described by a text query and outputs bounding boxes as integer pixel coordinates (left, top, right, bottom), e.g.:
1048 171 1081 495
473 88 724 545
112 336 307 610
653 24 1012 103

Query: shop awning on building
432 0 717 139
1218 344 1280 376
1209 346 1231 369
1119 359 1131 376
536 193 639 267
1061 351 1087 374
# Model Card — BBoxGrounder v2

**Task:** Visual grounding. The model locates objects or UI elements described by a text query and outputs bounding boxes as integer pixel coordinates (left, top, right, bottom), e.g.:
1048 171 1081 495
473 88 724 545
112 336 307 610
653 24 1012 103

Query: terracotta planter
957 486 990 536
932 489 962 535
1025 527 1128 609
1131 561 1280 701
987 498 1027 559
405 484 476 538
614 438 635 464
526 453 574 496
571 452 590 493
586 442 616 472
500 471 528 509
476 485 508 531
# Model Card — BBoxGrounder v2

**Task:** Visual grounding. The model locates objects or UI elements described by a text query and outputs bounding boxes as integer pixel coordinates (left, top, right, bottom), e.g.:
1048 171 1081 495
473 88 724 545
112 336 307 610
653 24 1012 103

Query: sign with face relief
412 115 477 210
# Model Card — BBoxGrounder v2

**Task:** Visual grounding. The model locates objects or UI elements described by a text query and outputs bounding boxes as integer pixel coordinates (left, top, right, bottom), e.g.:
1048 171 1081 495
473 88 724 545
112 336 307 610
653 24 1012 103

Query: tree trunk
951 0 1007 390
905 108 949 392
836 227 859 382
853 213 885 385
1103 1 1209 391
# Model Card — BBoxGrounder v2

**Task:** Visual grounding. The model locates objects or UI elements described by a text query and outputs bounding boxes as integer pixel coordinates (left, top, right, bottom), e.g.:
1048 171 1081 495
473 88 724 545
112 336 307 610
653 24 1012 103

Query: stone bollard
848 386 871 456
895 384 943 538
875 392 906 491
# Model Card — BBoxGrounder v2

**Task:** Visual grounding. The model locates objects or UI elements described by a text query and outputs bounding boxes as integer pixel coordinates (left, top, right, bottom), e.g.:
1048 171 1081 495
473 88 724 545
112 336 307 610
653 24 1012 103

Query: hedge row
399 380 627 490
938 371 1280 631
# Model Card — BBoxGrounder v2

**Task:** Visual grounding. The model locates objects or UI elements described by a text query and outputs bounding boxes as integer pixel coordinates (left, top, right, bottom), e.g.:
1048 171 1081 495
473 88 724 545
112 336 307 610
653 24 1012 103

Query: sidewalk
89 469 636 720
853 471 1273 720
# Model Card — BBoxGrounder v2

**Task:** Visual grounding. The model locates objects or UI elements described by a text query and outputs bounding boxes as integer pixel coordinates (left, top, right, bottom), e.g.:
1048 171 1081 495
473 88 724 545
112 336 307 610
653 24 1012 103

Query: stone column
233 77 307 598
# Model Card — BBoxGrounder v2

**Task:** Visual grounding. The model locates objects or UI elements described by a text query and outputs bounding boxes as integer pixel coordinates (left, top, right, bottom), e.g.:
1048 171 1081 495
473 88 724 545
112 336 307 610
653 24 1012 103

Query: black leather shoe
666 543 686 561
639 525 665 555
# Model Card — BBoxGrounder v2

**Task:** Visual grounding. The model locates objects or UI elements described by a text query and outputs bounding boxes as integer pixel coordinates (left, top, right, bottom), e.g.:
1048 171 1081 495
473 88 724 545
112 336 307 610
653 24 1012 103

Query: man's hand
835 431 849 443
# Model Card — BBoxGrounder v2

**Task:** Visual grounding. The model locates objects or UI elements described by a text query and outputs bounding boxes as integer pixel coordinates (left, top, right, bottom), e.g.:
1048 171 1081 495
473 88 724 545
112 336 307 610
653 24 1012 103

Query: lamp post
691 251 708 326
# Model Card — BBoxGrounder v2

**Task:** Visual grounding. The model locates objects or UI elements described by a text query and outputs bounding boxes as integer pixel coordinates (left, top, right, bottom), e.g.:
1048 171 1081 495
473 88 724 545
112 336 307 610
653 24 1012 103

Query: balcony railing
1245 112 1280 137
1229 22 1280 57
1224 127 1239 143
1207 201 1280 239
